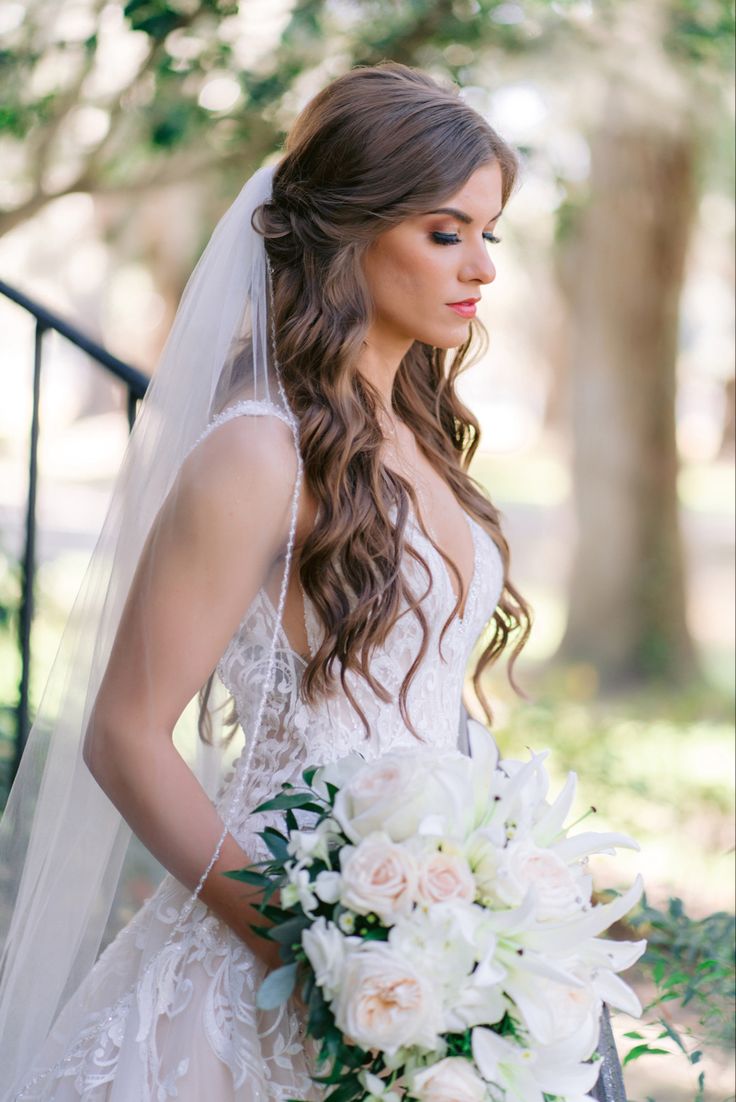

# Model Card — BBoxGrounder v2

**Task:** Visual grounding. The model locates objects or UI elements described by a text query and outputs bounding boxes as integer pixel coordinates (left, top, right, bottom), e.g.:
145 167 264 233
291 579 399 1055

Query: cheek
366 239 446 311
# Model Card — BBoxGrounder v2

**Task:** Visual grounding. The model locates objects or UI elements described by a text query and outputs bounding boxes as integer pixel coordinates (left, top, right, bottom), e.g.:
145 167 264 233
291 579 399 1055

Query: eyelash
431 231 502 246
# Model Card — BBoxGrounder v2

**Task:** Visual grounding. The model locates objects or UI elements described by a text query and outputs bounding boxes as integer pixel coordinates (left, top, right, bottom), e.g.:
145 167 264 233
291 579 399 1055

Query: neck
356 327 413 412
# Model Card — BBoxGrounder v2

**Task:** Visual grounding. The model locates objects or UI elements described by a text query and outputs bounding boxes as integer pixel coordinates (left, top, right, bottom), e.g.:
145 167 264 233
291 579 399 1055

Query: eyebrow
427 206 503 225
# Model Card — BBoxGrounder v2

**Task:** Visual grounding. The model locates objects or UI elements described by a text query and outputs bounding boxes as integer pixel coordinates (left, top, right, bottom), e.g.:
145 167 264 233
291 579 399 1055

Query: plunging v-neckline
262 499 480 664
406 500 478 627
381 442 478 625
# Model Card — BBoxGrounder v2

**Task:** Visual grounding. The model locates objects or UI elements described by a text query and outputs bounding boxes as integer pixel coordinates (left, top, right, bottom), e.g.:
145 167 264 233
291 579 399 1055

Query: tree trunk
557 79 699 686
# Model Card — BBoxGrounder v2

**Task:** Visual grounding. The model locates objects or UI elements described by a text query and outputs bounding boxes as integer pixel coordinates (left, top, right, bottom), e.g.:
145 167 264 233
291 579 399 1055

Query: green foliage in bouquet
226 770 386 1097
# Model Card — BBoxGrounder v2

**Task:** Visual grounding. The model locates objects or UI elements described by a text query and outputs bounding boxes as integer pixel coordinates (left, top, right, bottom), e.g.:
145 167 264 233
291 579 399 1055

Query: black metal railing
0 280 150 786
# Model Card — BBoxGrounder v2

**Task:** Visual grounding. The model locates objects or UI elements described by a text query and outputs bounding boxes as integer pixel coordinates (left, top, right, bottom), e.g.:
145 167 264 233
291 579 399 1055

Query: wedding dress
11 399 506 1102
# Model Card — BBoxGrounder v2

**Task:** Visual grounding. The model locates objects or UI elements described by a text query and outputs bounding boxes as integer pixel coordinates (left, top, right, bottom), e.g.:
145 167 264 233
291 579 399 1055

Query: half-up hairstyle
200 61 532 741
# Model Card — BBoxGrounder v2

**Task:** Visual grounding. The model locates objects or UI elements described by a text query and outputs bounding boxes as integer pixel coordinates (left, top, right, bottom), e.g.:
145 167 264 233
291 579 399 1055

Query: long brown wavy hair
200 62 532 741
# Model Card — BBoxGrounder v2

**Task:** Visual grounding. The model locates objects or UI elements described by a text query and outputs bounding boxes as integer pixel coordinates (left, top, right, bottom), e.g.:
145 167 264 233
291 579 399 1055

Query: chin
423 323 472 351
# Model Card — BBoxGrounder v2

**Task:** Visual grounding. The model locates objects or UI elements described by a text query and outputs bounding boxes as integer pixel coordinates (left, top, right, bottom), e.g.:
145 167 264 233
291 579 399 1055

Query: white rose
339 833 418 923
412 1057 487 1102
332 942 443 1055
333 750 474 844
417 849 476 905
495 841 590 920
314 753 367 794
301 916 352 1001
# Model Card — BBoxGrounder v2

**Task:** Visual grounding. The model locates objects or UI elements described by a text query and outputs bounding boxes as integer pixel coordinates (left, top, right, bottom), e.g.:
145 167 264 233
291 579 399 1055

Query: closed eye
431 231 502 245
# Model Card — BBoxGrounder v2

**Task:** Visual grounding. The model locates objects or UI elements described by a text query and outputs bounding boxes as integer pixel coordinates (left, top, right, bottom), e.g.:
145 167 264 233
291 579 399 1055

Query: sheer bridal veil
0 161 303 1094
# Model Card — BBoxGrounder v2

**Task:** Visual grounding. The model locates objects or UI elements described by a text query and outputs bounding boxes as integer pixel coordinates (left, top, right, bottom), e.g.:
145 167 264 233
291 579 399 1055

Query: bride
0 62 532 1099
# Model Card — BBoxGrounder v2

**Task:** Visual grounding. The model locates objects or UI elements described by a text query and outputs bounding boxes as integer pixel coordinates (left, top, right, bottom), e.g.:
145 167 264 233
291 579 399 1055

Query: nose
462 245 496 286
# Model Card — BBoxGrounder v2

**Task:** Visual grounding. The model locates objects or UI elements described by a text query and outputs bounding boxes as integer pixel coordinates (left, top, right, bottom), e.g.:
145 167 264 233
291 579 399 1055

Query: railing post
0 280 149 794
591 1006 628 1100
14 318 45 779
127 387 138 431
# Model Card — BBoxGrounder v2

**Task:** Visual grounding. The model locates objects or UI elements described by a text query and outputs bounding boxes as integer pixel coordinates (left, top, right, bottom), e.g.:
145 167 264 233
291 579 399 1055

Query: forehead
432 161 504 220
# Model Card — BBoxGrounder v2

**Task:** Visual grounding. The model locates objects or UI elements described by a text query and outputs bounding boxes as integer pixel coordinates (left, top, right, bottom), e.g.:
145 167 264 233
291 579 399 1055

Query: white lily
478 751 551 846
482 884 540 936
471 1027 600 1102
470 1028 545 1102
522 875 644 955
531 770 578 846
466 719 501 827
531 1042 601 1100
446 948 506 1030
584 937 647 1018
501 964 602 1058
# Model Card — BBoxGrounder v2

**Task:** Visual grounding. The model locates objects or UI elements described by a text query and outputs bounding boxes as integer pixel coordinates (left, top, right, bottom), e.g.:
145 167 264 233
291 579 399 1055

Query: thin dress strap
183 399 297 464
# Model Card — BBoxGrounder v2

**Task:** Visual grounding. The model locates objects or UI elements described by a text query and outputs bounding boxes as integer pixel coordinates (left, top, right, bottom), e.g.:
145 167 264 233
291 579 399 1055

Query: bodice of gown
212 434 505 850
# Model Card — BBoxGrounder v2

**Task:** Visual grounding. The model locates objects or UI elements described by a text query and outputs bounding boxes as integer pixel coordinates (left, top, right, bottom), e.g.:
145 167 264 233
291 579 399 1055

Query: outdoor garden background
0 1 733 1099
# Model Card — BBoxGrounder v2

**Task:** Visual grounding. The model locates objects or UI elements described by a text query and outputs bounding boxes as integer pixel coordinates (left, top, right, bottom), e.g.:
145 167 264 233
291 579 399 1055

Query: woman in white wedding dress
0 63 532 1100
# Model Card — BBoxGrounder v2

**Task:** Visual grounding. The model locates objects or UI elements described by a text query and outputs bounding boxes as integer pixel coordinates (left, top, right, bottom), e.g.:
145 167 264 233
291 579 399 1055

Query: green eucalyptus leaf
223 869 271 887
267 915 311 945
255 962 298 1010
259 827 290 862
253 792 314 813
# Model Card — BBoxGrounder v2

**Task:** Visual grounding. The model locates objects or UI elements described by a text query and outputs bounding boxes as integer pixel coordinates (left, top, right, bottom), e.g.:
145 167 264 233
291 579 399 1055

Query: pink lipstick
447 299 478 318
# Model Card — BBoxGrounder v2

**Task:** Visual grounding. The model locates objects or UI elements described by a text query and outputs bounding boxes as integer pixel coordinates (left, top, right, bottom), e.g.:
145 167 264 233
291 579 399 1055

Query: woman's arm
83 414 299 969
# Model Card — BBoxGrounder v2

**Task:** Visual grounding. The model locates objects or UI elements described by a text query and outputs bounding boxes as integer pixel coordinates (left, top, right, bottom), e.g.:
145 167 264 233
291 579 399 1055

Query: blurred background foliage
0 0 734 1098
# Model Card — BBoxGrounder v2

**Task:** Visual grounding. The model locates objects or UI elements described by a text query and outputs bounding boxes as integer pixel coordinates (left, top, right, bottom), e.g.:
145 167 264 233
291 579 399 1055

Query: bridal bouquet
228 723 646 1102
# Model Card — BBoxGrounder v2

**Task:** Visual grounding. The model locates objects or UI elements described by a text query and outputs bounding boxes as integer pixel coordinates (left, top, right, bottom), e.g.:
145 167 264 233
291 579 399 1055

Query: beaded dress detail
11 402 505 1102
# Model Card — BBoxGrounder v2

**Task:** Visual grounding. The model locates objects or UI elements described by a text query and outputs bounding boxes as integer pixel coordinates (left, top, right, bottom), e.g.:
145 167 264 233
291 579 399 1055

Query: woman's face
361 161 504 356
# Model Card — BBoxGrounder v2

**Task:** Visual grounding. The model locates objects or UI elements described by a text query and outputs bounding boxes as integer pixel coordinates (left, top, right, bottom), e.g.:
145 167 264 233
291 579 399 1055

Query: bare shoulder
172 409 299 555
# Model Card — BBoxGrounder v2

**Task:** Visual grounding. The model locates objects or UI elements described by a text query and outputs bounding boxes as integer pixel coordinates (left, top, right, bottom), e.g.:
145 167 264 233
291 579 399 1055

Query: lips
447 298 479 318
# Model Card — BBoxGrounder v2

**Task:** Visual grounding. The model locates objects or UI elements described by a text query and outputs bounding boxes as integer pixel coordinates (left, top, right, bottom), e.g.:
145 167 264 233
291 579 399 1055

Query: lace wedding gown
11 402 505 1102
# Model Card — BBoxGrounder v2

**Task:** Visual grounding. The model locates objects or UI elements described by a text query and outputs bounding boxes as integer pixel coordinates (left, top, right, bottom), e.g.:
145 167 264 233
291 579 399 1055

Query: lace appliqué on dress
13 399 504 1101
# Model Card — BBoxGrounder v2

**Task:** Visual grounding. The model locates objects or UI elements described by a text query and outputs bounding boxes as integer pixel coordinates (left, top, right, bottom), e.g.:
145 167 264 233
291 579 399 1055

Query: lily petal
525 876 644 953
533 771 578 846
552 831 640 864
591 969 643 1017
583 938 647 973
